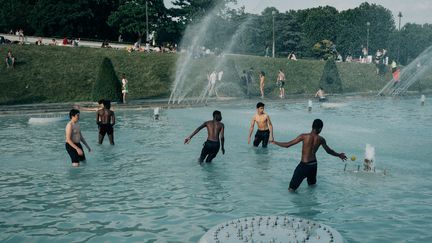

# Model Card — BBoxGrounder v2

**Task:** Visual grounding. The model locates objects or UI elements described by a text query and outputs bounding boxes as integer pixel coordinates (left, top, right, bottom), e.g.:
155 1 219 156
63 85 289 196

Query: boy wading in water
248 102 274 148
272 119 347 191
184 110 225 164
96 100 116 145
65 109 91 167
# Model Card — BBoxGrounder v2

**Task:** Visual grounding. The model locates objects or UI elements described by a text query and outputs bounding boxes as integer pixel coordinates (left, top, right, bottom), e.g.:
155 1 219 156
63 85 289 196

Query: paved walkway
1 33 130 49
0 97 230 115
0 98 182 115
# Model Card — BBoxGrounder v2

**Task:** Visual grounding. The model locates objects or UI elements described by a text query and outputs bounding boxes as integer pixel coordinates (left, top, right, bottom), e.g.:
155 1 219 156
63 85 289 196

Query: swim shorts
253 129 270 148
319 97 327 102
99 124 113 136
277 80 285 88
289 160 317 190
65 142 86 163
200 140 220 162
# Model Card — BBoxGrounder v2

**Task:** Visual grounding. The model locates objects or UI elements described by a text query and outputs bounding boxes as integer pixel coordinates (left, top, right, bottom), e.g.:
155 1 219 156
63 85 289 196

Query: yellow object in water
351 156 356 161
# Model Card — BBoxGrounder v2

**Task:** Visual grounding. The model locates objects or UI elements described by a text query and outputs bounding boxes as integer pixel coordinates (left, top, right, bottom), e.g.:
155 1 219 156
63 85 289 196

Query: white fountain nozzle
421 95 425 102
154 107 160 115
364 144 375 172
308 100 312 111
153 107 160 120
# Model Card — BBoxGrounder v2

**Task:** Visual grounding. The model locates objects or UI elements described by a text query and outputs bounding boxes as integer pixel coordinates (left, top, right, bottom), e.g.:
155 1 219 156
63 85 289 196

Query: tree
92 58 122 102
277 10 302 57
231 13 264 55
29 0 93 37
108 0 170 43
0 0 36 34
171 0 236 24
319 59 343 93
312 39 335 60
396 23 432 65
295 6 339 57
338 3 395 58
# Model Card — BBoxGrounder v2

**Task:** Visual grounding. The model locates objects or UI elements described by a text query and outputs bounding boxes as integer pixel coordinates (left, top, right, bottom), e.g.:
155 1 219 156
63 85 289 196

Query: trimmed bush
319 59 343 93
92 57 122 102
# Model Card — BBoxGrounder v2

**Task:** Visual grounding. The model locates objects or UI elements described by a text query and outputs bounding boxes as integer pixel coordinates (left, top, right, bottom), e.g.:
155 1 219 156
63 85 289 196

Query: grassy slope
2 44 428 105
0 45 177 104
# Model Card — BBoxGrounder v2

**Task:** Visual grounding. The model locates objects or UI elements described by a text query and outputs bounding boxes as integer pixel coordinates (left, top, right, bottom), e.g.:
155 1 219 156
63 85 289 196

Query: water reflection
289 190 321 220
252 147 271 170
0 96 431 242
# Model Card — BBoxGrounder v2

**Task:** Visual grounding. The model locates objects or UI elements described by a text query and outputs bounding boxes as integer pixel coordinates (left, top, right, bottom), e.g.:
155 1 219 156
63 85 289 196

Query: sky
164 0 432 25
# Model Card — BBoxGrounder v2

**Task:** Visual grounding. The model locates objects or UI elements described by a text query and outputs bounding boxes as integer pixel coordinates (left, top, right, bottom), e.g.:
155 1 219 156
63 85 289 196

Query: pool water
0 96 431 242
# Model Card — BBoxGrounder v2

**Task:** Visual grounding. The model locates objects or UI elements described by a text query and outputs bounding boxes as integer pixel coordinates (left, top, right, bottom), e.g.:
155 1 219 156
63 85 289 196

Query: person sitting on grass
5 50 15 68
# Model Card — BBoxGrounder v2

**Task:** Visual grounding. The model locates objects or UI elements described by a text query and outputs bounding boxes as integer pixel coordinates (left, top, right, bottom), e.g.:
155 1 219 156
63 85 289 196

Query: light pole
146 1 149 43
272 10 276 58
366 21 370 58
397 11 403 63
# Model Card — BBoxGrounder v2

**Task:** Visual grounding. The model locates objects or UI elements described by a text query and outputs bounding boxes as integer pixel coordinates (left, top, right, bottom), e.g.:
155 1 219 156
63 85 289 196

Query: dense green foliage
92 58 122 102
107 0 180 43
1 1 431 65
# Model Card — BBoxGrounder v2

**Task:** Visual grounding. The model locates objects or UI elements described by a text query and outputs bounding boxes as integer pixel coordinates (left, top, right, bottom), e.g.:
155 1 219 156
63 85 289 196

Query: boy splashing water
184 110 225 164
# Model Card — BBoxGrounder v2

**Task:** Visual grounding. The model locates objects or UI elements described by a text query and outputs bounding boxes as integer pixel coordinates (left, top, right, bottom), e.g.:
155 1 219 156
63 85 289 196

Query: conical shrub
319 59 343 93
92 57 122 102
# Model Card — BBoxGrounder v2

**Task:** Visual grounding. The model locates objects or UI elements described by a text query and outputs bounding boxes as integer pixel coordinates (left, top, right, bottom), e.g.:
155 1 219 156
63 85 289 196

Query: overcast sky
164 0 432 25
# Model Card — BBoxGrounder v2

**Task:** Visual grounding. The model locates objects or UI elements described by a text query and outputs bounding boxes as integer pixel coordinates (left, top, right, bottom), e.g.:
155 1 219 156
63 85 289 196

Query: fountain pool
0 96 431 242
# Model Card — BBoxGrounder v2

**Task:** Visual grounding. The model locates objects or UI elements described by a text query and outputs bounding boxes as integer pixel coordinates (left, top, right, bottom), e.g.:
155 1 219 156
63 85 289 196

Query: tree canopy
0 0 431 64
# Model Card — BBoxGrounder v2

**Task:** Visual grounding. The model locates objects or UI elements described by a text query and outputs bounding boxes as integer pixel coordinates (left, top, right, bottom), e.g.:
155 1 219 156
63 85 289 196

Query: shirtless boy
315 87 327 102
96 100 116 145
248 102 274 148
276 69 286 98
271 119 347 191
184 110 225 163
259 71 265 98
65 109 91 167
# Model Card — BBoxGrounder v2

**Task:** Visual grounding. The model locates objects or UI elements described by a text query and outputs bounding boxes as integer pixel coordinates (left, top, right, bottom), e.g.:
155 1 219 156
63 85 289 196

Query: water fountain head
153 107 160 120
364 144 375 171
308 100 312 112
421 94 426 105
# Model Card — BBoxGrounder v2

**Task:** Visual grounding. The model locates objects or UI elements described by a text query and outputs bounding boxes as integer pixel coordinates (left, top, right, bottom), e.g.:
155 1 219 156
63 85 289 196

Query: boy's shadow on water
201 163 227 193
196 163 235 213
252 147 271 170
288 190 322 220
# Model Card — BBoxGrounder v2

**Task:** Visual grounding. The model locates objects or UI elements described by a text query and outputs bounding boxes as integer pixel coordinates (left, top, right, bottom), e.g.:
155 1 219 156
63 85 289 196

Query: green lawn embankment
0 45 177 105
2 44 420 105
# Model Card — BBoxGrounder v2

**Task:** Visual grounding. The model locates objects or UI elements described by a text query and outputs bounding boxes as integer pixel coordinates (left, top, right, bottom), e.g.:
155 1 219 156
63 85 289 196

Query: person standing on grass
276 69 286 98
259 71 266 98
121 73 129 104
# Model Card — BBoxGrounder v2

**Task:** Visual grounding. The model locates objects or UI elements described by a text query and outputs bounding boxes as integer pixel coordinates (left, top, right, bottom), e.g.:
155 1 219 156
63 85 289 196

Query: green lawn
2 44 426 105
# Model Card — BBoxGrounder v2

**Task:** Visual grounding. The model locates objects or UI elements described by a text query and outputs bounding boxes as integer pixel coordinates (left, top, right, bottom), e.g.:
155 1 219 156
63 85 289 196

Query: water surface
0 96 431 242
